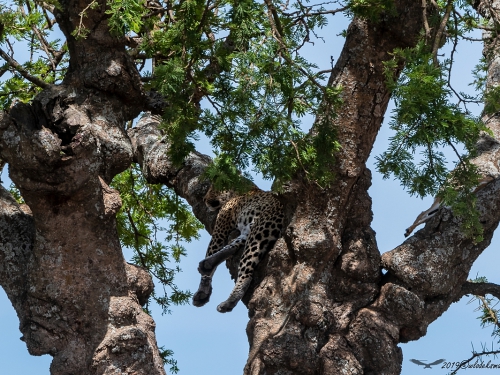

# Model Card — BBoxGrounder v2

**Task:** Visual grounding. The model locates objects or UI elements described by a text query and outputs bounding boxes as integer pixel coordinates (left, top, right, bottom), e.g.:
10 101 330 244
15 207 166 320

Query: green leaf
379 41 489 240
111 165 203 313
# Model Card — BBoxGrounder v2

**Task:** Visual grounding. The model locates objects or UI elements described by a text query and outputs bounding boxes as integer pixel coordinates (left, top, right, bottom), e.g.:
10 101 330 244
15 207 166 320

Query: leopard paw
216 300 236 313
192 276 212 307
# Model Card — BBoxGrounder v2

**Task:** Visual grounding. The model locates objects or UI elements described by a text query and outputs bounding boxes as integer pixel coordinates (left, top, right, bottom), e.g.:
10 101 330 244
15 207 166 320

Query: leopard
192 186 284 313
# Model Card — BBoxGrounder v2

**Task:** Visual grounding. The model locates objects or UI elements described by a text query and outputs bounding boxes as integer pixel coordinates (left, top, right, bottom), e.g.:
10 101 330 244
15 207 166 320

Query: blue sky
1 8 500 375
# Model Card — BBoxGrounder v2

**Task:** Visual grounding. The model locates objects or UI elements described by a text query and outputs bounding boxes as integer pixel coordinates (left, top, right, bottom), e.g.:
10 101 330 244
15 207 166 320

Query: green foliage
106 0 147 35
158 346 179 374
478 298 500 338
0 0 68 109
111 165 202 368
8 182 24 204
378 41 489 240
203 153 255 193
440 162 483 241
0 73 37 108
111 164 203 314
483 86 500 116
2 0 500 369
137 0 342 190
471 57 488 94
378 43 484 196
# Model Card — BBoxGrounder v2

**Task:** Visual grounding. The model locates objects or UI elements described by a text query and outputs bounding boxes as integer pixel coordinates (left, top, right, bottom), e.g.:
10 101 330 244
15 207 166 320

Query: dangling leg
216 239 268 313
216 272 252 313
198 232 246 276
217 211 283 313
404 176 494 237
192 231 246 307
217 235 279 312
404 197 442 237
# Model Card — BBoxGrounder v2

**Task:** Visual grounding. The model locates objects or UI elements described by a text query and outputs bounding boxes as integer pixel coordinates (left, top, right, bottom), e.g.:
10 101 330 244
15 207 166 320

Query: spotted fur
192 187 284 312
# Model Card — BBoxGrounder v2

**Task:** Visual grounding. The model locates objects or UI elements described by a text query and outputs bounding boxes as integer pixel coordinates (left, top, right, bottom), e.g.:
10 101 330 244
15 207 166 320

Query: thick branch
0 96 166 373
462 281 500 300
381 0 500 342
128 114 219 232
326 13 421 168
432 0 453 66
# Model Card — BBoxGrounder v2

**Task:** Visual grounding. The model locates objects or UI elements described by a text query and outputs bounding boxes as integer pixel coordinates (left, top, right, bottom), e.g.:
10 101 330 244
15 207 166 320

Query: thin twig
290 139 310 176
73 0 97 39
446 138 465 166
449 349 500 375
291 6 348 18
447 11 468 111
42 8 55 30
20 6 57 70
264 4 327 95
477 295 500 329
462 35 487 42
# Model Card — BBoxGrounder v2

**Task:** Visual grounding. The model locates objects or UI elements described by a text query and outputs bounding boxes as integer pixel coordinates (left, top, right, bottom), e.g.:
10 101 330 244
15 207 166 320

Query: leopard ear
203 186 226 211
205 197 222 211
203 186 240 211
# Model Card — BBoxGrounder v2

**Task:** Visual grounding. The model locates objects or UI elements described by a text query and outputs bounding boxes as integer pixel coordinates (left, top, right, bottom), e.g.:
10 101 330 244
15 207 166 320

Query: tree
1 0 500 373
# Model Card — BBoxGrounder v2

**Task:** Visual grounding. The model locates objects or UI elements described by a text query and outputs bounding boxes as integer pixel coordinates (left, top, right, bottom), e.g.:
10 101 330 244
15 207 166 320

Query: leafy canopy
1 0 490 209
128 0 344 190
376 0 495 241
0 0 498 368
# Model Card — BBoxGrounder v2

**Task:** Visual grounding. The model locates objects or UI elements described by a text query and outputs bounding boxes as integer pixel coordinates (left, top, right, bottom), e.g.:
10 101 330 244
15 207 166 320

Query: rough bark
240 3 427 374
0 0 165 373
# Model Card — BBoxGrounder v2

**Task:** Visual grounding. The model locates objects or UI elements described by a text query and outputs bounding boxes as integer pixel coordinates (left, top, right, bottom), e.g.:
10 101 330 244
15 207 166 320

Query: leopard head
203 187 236 211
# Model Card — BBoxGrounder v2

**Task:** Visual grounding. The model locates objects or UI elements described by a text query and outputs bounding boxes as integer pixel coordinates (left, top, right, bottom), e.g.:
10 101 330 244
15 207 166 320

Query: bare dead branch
36 1 55 14
41 8 56 29
288 5 348 18
422 0 432 41
52 42 67 68
264 0 286 38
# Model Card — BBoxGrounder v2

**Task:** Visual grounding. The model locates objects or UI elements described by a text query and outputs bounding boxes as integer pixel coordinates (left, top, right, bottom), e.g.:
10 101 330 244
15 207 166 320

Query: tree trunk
236 3 500 374
0 0 166 373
